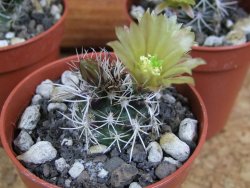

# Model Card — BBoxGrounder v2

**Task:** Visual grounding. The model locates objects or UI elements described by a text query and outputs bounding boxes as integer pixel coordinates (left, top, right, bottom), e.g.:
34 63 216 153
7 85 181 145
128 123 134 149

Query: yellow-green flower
108 11 205 91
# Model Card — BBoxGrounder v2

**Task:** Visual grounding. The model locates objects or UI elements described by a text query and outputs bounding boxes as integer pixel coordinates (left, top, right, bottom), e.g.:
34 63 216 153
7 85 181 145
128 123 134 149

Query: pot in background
0 0 68 112
0 54 207 188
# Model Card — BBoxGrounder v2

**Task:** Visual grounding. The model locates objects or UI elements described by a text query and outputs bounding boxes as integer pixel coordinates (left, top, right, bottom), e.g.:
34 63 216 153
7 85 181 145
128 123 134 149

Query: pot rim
0 54 208 188
0 0 68 52
124 0 250 52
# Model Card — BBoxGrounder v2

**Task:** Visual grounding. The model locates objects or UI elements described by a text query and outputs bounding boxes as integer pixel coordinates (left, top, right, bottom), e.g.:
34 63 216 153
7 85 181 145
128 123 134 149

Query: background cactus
0 0 23 32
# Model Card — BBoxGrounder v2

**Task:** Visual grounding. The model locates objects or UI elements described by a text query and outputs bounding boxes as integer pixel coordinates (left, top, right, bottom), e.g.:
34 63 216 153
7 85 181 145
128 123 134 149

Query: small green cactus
56 12 205 161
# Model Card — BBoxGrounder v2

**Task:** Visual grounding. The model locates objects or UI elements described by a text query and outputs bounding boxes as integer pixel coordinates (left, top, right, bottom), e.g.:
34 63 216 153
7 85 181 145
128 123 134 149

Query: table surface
0 68 249 188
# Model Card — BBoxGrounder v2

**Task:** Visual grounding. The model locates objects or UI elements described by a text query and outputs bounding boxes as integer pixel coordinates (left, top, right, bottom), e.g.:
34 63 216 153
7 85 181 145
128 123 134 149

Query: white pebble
65 179 71 187
226 19 234 28
0 40 9 47
55 158 69 172
98 168 109 178
18 105 40 130
17 141 57 164
147 141 163 163
129 182 142 188
36 79 54 99
50 5 61 16
89 145 108 155
160 132 190 162
130 5 145 20
51 86 75 102
14 130 34 151
31 94 42 105
68 161 85 179
5 32 15 39
61 138 73 146
162 93 176 104
47 102 67 112
11 38 25 45
61 70 80 86
204 35 224 46
40 0 47 7
54 13 61 20
163 157 182 168
178 118 198 146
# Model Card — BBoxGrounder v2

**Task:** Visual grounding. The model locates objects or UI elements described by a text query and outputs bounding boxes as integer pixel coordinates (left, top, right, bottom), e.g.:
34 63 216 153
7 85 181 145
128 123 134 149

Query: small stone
129 182 142 188
14 130 34 151
47 103 67 112
224 30 246 46
226 19 234 28
28 20 36 31
195 32 207 45
36 79 54 99
10 38 25 45
54 13 61 20
162 93 176 104
42 17 53 29
50 5 61 16
89 145 108 155
18 105 41 130
36 24 44 33
147 141 163 163
234 17 250 35
40 0 47 7
61 70 80 86
68 161 85 179
203 35 224 46
155 161 177 179
163 157 182 168
93 155 108 163
51 86 75 102
0 40 8 47
5 32 15 39
160 132 190 162
127 144 147 163
76 171 90 183
43 164 50 177
130 5 145 20
17 141 57 164
61 138 73 146
65 179 71 187
178 118 198 147
104 157 125 172
138 173 154 186
31 94 42 105
98 169 109 179
111 164 138 187
55 158 69 172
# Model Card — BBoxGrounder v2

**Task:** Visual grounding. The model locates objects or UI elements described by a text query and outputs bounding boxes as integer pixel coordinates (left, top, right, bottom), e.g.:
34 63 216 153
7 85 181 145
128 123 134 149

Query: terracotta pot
0 54 207 188
0 0 68 112
62 0 128 48
124 0 250 139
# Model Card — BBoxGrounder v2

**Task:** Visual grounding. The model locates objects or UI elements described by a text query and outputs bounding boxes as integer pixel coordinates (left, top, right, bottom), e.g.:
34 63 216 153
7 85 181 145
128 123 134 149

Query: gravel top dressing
0 0 63 47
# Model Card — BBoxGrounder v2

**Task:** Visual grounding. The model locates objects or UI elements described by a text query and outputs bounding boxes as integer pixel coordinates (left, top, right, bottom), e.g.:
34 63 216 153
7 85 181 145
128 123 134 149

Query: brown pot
62 0 128 48
0 0 68 112
0 54 208 188
124 0 250 139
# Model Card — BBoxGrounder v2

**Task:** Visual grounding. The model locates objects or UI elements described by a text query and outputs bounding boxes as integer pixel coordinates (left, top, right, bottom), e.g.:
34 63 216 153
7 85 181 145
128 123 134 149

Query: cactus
0 0 22 32
56 12 204 161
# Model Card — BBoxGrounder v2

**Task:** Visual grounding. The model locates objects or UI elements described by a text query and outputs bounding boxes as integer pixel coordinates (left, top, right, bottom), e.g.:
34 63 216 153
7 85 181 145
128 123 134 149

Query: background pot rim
0 54 208 188
0 0 68 52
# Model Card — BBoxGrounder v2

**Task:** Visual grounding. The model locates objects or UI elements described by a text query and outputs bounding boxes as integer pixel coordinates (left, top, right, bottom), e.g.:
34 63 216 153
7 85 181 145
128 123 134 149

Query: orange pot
0 0 68 112
124 0 250 139
0 54 207 188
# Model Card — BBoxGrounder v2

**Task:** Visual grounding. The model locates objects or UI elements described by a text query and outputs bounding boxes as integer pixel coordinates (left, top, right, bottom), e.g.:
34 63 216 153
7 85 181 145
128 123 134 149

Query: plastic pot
124 0 250 139
0 0 68 112
0 54 208 188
